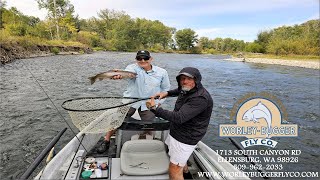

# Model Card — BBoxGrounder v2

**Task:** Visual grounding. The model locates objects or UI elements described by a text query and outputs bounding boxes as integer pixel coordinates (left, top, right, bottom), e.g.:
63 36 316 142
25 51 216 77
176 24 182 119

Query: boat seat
120 140 169 175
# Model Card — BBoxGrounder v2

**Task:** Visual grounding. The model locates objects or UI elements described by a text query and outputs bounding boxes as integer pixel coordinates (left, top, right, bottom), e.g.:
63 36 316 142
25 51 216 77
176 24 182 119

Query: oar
20 128 67 180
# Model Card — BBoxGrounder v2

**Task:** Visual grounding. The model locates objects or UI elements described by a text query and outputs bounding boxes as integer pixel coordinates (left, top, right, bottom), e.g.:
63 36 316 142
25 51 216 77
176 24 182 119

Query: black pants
126 107 155 121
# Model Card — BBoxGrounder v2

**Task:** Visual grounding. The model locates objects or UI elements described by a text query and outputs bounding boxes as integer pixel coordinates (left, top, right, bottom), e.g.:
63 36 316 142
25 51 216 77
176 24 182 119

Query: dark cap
136 50 151 58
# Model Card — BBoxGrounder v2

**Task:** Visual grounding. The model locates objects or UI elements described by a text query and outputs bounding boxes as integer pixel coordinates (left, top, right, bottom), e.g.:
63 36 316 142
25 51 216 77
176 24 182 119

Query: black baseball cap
136 50 151 58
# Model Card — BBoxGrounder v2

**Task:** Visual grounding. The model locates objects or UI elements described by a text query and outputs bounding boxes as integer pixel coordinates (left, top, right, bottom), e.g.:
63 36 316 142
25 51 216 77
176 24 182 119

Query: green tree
60 11 77 39
265 20 320 55
211 38 224 52
2 7 21 25
135 18 155 48
149 20 172 49
198 37 211 50
175 28 198 51
0 0 6 29
245 42 263 53
113 14 137 51
1 7 41 36
28 20 51 39
223 38 233 52
255 30 273 53
98 9 128 39
135 18 172 50
37 0 77 39
198 37 246 53
233 39 246 52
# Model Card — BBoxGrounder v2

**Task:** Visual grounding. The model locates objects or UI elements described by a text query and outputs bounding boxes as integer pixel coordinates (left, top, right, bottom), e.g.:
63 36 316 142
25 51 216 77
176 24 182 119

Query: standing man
146 67 213 180
97 50 170 153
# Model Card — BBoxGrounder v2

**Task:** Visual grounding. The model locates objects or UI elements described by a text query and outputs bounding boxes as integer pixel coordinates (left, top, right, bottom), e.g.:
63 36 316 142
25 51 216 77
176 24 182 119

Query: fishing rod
20 60 89 153
16 60 91 179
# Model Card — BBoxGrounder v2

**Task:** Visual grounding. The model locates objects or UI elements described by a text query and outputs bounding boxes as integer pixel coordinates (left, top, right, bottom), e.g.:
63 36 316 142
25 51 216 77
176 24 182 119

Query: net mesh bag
63 97 133 133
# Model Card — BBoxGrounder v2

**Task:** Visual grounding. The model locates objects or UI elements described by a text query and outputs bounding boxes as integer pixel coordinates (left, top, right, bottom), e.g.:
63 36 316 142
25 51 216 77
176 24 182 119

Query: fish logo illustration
219 92 298 148
242 102 272 138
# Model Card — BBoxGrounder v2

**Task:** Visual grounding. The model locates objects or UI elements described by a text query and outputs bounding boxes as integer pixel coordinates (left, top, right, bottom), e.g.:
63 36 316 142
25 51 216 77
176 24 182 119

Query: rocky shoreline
0 43 93 64
224 57 320 69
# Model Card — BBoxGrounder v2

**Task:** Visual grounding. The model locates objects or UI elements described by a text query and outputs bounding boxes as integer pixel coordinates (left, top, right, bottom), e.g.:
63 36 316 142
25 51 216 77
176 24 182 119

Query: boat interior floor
80 135 207 180
88 137 117 157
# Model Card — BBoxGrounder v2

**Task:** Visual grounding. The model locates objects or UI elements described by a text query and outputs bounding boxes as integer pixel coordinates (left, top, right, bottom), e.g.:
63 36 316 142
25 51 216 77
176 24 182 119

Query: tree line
0 0 319 55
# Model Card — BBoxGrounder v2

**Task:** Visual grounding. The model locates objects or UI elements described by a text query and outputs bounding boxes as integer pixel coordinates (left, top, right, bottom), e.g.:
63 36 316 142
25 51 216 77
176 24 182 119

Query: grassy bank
0 31 93 64
0 31 87 48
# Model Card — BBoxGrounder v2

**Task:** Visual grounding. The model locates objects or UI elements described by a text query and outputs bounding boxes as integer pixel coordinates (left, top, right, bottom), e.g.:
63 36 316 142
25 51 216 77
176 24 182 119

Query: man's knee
139 110 155 121
126 107 136 117
183 164 189 173
169 162 183 180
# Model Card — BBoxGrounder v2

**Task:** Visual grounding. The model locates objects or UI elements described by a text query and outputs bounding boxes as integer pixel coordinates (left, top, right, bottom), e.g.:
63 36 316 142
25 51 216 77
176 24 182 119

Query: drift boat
28 113 249 180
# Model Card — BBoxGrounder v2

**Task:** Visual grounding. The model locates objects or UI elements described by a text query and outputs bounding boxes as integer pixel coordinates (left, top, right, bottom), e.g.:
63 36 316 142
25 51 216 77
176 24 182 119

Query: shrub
51 47 60 55
6 24 27 36
189 46 202 54
92 47 105 51
204 48 219 54
76 31 102 47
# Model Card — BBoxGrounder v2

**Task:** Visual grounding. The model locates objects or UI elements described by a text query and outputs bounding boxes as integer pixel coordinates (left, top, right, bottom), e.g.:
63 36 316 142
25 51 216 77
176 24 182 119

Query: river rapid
0 52 319 179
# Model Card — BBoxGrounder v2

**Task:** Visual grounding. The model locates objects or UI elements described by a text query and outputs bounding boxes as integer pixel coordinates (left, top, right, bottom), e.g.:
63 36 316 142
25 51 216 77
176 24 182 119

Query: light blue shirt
123 63 170 111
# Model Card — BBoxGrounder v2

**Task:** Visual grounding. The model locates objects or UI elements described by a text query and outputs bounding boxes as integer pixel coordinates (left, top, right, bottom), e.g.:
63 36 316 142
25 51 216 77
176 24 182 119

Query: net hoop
61 96 149 112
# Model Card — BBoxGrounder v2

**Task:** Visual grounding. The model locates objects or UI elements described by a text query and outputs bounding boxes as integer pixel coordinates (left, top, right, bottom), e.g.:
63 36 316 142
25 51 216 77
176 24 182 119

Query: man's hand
153 92 168 99
112 75 122 79
111 69 123 79
146 97 156 109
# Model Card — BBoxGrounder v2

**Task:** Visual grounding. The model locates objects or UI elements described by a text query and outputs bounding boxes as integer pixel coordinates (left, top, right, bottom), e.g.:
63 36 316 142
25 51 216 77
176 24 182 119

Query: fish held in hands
89 69 137 84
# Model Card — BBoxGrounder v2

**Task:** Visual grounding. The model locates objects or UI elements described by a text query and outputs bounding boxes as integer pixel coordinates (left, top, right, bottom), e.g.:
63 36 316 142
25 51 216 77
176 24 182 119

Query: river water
0 52 319 179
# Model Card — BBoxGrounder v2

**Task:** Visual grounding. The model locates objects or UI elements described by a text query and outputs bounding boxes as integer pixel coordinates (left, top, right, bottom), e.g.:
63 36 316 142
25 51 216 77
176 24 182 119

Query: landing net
62 97 137 133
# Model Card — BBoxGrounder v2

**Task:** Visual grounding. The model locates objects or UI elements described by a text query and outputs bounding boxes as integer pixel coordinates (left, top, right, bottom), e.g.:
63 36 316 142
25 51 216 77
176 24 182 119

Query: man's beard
181 86 191 91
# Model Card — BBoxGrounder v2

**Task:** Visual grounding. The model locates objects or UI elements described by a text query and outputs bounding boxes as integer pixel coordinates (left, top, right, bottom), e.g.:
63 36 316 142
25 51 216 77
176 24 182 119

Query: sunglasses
136 56 150 61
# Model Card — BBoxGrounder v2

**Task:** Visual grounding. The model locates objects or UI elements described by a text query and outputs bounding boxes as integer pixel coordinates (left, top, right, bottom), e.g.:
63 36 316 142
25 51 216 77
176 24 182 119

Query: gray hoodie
154 67 213 145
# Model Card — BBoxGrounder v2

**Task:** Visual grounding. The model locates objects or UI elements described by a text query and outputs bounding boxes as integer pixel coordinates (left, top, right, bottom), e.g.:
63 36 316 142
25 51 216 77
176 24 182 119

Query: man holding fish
96 50 171 153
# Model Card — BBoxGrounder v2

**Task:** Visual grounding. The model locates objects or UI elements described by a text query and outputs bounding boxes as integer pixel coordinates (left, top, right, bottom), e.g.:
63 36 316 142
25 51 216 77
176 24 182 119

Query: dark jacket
154 67 213 145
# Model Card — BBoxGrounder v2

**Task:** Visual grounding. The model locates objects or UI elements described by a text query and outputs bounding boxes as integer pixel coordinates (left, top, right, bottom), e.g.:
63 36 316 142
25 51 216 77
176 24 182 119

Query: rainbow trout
89 70 137 84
